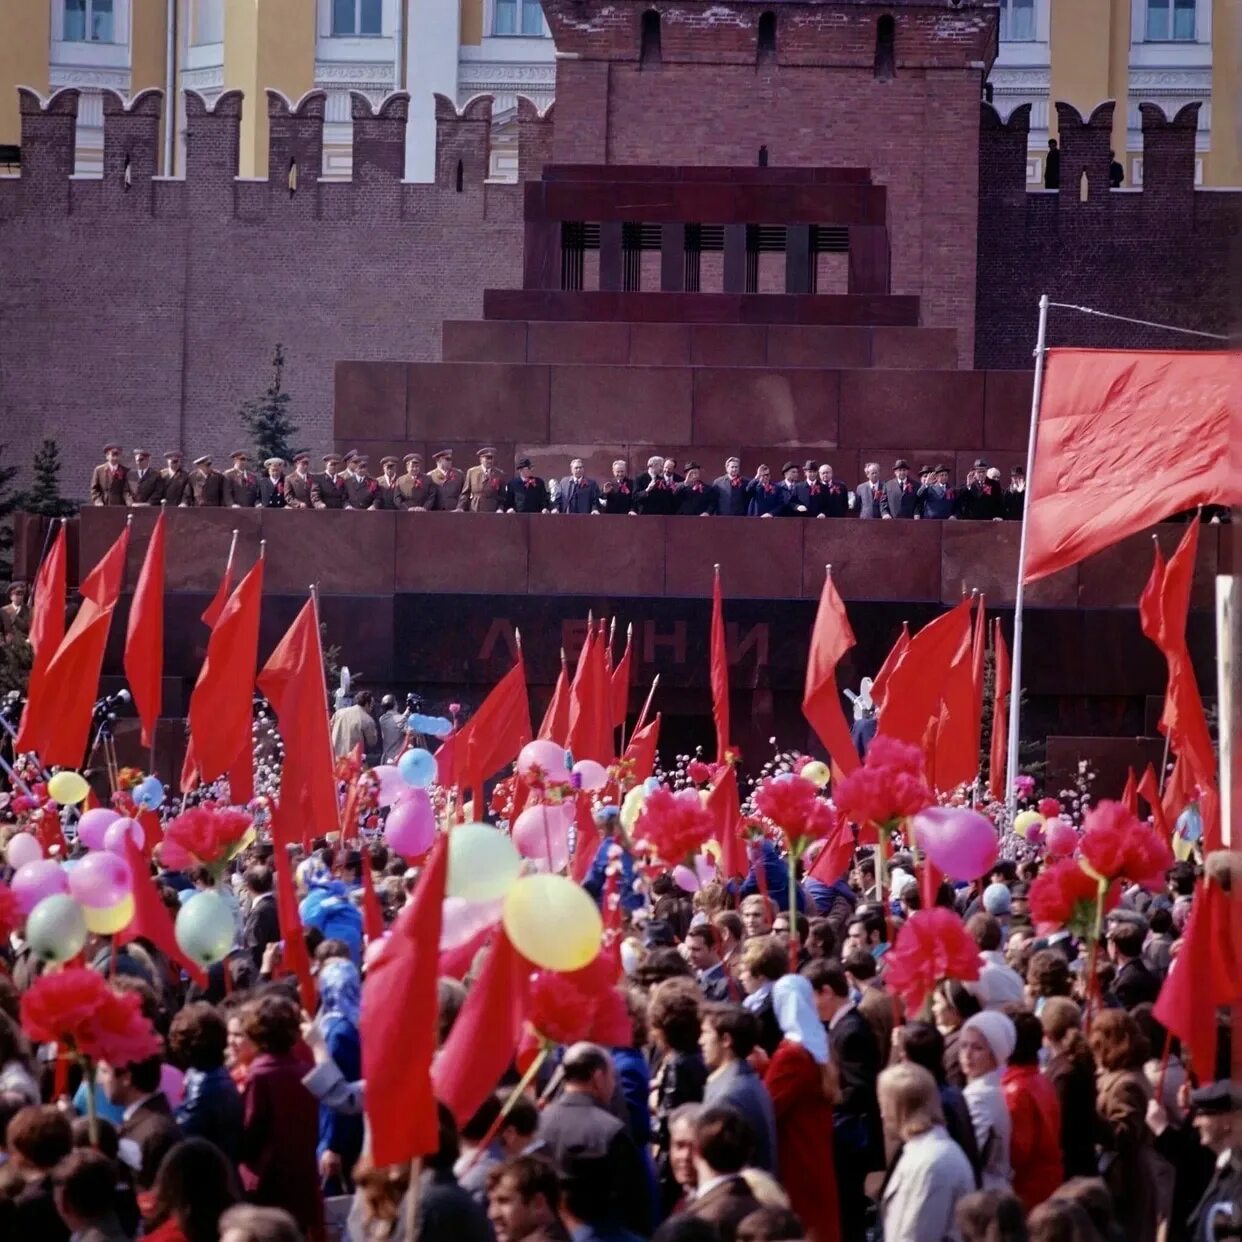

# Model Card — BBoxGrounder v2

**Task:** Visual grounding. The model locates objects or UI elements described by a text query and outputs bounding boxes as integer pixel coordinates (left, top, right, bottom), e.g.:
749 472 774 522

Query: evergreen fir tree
0 443 19 583
20 439 78 519
239 344 299 464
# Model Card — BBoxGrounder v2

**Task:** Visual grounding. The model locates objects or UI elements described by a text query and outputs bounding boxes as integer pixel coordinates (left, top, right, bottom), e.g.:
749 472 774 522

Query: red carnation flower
834 736 933 833
753 776 836 850
81 989 164 1066
634 787 716 868
686 761 713 786
163 806 252 869
1037 797 1061 819
1122 824 1174 890
1029 859 1119 938
1080 801 1142 879
526 958 630 1048
883 908 981 1015
21 969 161 1067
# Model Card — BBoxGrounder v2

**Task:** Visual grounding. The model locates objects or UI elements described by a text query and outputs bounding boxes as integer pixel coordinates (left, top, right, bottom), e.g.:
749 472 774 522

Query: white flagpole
1006 293 1051 819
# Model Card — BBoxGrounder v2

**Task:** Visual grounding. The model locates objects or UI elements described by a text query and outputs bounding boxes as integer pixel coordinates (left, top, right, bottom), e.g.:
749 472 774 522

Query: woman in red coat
763 973 841 1242
1001 1008 1063 1211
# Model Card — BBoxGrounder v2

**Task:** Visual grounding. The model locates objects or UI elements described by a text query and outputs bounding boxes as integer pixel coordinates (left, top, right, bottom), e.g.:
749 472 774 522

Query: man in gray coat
699 1004 778 1172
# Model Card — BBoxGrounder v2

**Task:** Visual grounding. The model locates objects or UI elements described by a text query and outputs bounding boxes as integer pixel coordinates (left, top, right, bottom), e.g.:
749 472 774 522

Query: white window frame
488 0 550 38
53 0 129 47
1131 0 1210 52
189 0 224 46
998 0 1037 43
1140 0 1198 42
328 0 385 37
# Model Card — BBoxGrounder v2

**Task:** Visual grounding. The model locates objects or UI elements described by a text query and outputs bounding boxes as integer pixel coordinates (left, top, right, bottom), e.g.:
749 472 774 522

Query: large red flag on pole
610 623 633 731
27 522 131 767
711 566 730 761
256 594 339 841
201 529 239 628
622 713 661 784
539 649 571 742
869 621 909 714
567 624 611 764
15 522 68 755
435 654 533 791
931 596 984 792
989 618 1011 799
1023 349 1240 583
801 566 860 781
124 510 166 748
708 764 747 881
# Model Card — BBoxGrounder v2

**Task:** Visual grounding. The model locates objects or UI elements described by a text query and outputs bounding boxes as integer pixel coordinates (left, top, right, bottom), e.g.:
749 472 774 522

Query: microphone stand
86 700 122 795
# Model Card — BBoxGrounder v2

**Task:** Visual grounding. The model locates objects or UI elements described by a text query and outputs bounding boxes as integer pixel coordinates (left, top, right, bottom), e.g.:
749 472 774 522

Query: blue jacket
299 880 363 963
583 838 643 912
177 1065 243 1165
318 1015 364 1172
804 876 857 920
738 839 808 914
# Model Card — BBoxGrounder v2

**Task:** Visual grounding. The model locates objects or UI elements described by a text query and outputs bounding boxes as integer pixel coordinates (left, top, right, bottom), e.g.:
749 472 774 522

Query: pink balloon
372 765 406 808
11 859 69 914
512 804 570 870
103 817 145 855
572 759 609 792
385 789 436 860
77 807 120 851
673 853 716 893
1045 820 1078 856
5 832 42 870
517 740 568 783
68 851 132 909
439 896 503 950
911 805 999 881
673 864 700 893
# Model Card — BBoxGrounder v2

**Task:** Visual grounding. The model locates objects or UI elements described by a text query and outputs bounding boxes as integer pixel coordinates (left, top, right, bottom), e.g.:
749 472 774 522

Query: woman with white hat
958 1011 1016 1191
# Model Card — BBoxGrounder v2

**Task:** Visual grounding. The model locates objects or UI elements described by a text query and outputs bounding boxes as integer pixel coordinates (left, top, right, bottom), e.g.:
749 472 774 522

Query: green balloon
26 894 88 964
174 889 236 967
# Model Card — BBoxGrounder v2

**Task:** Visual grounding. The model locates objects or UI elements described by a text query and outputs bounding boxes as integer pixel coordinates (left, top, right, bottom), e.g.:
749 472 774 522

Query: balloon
512 804 570 871
517 740 569 783
1013 810 1044 839
571 759 609 792
643 776 661 794
68 851 132 909
25 894 88 964
911 805 999 882
409 713 453 739
47 770 90 805
1026 823 1046 848
397 747 438 789
1045 820 1078 856
77 807 120 851
800 760 831 788
620 784 647 832
372 765 406 808
11 859 70 914
133 776 165 810
439 896 503 950
446 822 522 903
175 889 236 966
673 864 700 893
385 790 437 860
502 874 602 971
84 895 135 936
4 832 42 870
103 816 145 855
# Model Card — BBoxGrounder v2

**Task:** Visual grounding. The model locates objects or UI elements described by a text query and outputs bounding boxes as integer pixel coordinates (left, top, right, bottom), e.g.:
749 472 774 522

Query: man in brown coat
394 454 431 510
427 450 464 512
89 444 128 506
224 452 260 508
342 454 378 510
161 451 193 506
189 455 226 507
374 457 401 510
126 449 164 506
458 446 507 513
284 451 314 509
311 454 345 509
0 582 30 645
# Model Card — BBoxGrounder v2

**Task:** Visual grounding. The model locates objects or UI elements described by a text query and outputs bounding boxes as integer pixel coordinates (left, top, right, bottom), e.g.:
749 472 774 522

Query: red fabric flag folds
116 838 207 988
711 568 730 761
610 627 633 731
989 618 1011 799
801 568 860 783
15 522 68 755
124 511 165 748
623 714 661 784
870 622 910 714
707 765 748 881
436 656 533 794
539 654 571 742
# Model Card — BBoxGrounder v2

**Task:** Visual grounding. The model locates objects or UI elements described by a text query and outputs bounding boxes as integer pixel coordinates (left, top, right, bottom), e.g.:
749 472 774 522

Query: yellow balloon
800 761 831 788
48 770 90 805
83 894 135 935
620 784 647 833
1012 809 1043 839
447 822 521 904
502 874 602 972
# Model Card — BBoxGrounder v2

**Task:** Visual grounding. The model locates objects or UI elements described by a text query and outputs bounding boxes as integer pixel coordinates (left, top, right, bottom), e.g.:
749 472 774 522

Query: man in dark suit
808 463 851 517
341 453 378 510
555 460 601 515
374 456 401 509
90 444 129 506
126 449 164 506
855 461 885 518
918 465 958 520
485 1155 570 1242
1184 1081 1242 1242
882 458 920 519
427 449 465 511
700 1006 777 1171
284 451 314 509
312 453 346 509
634 453 666 495
189 454 226 507
775 462 803 516
259 457 287 508
102 1055 181 1191
598 460 637 515
506 458 550 513
959 459 1005 520
161 451 193 506
224 451 260 508
636 467 676 515
712 457 750 517
686 1108 764 1241
1004 465 1026 520
536 1043 649 1237
242 862 281 967
1107 922 1161 1009
674 463 717 516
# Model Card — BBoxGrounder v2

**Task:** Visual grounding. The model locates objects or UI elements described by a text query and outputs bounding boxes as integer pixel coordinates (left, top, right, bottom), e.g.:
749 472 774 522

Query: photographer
378 693 414 763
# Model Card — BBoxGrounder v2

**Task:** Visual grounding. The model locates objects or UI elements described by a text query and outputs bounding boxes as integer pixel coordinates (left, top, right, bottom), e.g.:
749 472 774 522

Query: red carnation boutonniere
731 478 742 487
903 482 913 494
620 483 630 495
810 484 821 495
490 477 501 491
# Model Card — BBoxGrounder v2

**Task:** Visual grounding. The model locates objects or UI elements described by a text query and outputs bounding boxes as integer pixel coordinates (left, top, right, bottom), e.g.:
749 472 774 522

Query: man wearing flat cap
375 457 401 510
312 454 346 510
342 454 377 510
775 462 804 517
1186 1082 1242 1241
90 444 129 507
394 454 432 511
917 465 957 520
0 582 30 645
882 459 919 519
427 449 464 511
674 463 717 516
189 454 226 507
161 452 193 507
1004 465 1025 521
259 458 287 508
284 452 314 509
458 446 507 513
505 458 549 513
126 449 164 506
224 451 260 508
960 457 1004 520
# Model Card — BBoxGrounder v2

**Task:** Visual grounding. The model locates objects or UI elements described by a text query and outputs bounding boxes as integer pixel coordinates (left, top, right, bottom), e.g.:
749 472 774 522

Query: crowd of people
87 445 1027 521
0 804 1236 1242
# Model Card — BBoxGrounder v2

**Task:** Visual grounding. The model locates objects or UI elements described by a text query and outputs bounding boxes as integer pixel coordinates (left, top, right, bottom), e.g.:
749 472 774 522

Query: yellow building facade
0 1 1236 185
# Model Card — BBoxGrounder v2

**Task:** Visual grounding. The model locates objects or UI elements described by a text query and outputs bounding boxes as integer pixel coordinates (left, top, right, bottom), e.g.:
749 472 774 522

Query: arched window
640 9 662 68
874 14 895 80
757 11 776 65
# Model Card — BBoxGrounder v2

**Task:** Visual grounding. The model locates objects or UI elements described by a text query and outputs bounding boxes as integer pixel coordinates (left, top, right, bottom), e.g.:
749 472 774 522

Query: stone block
527 321 630 364
394 512 529 593
983 370 1034 452
165 508 263 592
1077 523 1218 609
627 323 692 365
665 519 804 598
528 512 666 594
838 371 985 448
335 361 408 440
764 326 872 369
407 363 551 441
260 509 396 594
310 593 397 683
549 366 693 441
692 369 840 446
870 327 959 369
802 519 942 602
690 325 768 366
939 520 1077 606
440 320 528 363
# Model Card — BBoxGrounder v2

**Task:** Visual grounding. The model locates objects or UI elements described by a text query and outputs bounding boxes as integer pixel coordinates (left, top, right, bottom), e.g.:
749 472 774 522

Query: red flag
930 599 983 792
201 537 236 628
1138 539 1166 647
708 765 747 881
870 621 910 714
539 650 571 742
1136 763 1171 844
115 838 207 987
1023 348 1240 583
362 834 447 1164
433 926 531 1126
270 806 315 1011
567 626 610 764
610 625 633 730
27 524 131 767
435 656 533 793
15 523 68 754
256 597 339 841
808 818 855 887
359 854 385 944
622 713 661 784
1153 880 1242 1080
969 595 987 757
802 567 860 782
1120 767 1138 814
989 619 1011 799
711 567 730 761
124 510 166 748
181 555 263 802
571 791 601 885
